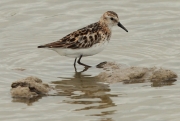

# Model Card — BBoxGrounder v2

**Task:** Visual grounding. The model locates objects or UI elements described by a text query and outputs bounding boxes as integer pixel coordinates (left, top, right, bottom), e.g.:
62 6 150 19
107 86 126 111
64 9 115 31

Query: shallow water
0 0 180 121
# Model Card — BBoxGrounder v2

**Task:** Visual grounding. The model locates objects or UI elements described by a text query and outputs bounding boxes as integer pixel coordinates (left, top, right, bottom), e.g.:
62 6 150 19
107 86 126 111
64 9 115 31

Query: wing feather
38 22 102 49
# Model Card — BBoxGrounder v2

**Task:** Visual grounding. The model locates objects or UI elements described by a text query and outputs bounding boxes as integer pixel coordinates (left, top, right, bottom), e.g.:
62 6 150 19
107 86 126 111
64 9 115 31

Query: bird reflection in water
52 67 118 117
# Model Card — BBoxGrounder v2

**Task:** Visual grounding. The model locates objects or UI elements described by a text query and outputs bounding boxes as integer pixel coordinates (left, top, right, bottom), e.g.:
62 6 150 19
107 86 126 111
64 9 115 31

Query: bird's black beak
117 22 128 32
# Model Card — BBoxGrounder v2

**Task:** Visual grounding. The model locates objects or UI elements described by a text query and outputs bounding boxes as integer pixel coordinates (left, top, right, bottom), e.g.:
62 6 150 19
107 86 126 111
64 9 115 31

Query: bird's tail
37 45 46 48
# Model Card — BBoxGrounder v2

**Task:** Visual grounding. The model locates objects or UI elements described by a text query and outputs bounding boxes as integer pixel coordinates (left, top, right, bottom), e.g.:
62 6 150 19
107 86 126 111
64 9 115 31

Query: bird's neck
98 21 112 39
99 20 112 32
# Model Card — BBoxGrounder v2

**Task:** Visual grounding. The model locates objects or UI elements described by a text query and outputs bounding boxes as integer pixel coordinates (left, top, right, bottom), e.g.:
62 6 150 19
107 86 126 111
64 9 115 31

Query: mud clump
11 76 51 98
150 68 177 82
97 62 177 84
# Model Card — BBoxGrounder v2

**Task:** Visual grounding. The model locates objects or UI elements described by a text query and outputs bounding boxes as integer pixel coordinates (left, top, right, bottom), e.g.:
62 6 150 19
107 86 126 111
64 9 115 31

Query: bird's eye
110 17 114 20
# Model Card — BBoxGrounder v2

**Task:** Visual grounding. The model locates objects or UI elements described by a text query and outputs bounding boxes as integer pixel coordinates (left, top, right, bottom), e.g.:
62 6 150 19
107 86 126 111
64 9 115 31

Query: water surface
0 0 180 121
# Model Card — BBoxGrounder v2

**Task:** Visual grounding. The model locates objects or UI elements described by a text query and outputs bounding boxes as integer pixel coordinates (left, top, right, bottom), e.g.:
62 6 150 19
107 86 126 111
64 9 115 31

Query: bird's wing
38 22 103 49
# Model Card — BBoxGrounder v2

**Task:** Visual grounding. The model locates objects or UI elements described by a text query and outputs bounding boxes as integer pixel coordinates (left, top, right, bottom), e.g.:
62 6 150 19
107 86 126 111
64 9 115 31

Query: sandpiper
38 11 128 68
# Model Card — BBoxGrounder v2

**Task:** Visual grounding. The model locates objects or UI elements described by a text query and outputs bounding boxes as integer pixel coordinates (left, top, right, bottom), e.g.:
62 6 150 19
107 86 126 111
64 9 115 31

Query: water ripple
1 0 180 121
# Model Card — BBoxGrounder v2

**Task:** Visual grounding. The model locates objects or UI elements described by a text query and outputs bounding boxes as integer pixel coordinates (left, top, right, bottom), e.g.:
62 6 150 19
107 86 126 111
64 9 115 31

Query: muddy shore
11 62 177 98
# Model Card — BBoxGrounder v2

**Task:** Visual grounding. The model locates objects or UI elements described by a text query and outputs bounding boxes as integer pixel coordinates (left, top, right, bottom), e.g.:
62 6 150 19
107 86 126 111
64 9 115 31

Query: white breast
51 41 109 58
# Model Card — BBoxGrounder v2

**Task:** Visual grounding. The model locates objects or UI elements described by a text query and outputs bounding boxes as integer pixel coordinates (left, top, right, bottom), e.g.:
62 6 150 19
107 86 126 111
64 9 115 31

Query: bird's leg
74 58 77 72
77 55 91 67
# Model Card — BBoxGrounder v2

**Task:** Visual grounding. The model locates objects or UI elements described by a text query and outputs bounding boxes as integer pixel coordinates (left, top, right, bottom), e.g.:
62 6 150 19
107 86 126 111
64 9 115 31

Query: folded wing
38 22 102 49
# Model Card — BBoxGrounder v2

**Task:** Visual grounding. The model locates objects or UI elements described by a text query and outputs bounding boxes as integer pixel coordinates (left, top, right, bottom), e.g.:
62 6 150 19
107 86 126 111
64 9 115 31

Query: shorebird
38 11 128 69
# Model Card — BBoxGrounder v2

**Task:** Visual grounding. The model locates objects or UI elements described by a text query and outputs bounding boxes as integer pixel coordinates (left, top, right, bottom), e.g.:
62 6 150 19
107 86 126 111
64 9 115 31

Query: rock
150 68 177 82
11 76 51 98
97 62 178 84
11 86 38 98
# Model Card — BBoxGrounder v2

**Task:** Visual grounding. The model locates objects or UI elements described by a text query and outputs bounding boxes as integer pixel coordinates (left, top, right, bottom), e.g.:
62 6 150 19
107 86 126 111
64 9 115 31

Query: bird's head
100 11 128 32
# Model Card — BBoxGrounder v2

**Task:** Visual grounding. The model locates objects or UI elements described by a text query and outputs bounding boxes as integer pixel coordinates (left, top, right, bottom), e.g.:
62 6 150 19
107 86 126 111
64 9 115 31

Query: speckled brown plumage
106 11 118 18
38 21 111 49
